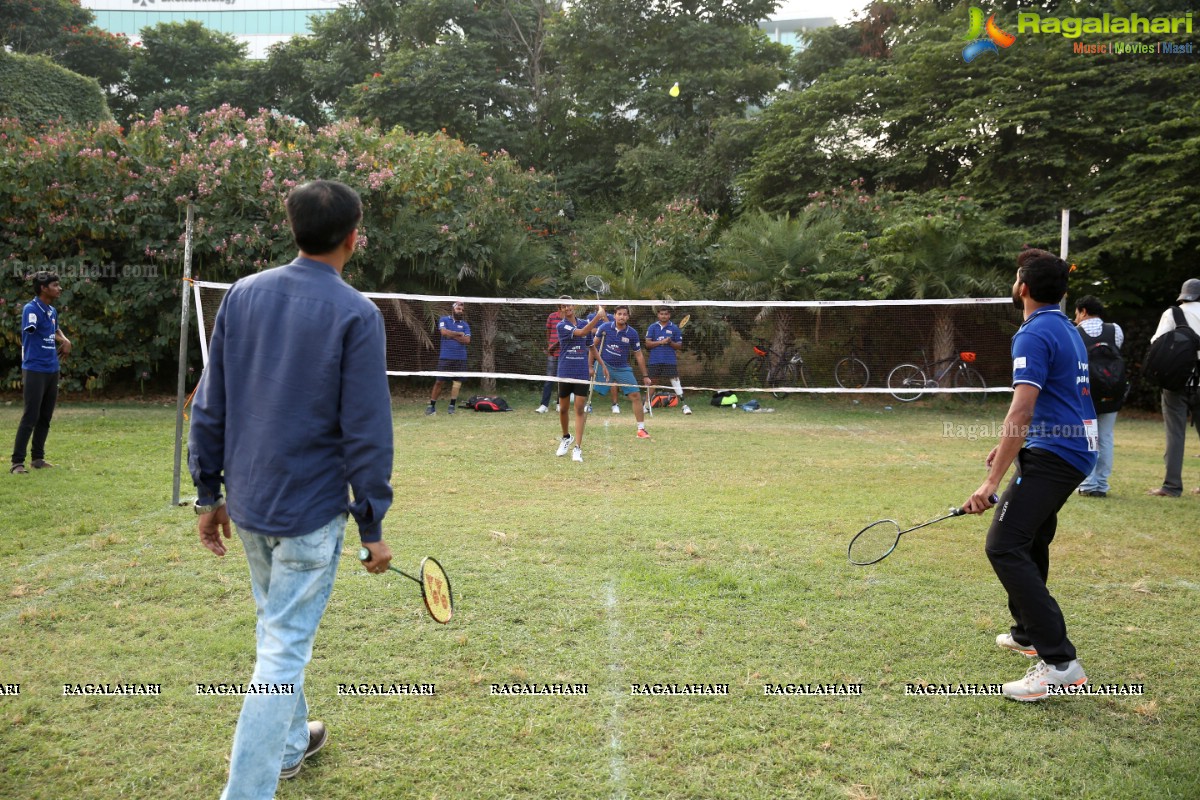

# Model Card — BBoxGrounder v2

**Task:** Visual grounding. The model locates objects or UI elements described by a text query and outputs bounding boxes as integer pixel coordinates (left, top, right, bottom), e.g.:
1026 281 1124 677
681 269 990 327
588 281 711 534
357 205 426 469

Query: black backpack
463 395 511 412
1143 307 1200 392
1077 322 1127 414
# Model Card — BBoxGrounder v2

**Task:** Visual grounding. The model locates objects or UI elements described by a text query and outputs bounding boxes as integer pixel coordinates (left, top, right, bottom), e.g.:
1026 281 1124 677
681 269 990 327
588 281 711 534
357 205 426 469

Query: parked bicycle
741 342 809 398
887 350 986 403
833 345 870 390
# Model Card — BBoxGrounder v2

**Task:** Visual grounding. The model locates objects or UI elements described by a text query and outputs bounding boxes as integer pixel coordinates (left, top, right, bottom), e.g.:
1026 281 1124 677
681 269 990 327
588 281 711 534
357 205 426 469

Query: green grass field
2 394 1198 800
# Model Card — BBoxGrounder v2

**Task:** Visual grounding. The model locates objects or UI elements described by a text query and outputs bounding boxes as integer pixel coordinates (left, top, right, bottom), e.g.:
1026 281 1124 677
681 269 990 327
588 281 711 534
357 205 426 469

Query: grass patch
1 394 1198 799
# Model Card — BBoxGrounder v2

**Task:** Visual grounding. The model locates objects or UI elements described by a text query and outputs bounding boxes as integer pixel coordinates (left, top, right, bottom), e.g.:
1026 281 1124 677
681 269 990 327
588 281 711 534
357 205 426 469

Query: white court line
605 579 628 800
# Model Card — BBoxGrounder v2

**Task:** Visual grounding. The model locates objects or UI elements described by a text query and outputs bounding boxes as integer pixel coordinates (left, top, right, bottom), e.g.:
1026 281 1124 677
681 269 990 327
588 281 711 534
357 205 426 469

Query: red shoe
636 429 651 439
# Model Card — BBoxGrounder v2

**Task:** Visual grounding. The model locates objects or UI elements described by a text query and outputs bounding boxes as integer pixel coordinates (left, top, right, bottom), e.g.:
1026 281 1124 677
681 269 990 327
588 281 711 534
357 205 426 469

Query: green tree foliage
125 22 251 122
743 0 1200 308
0 108 564 390
0 51 111 128
550 0 788 211
0 0 91 54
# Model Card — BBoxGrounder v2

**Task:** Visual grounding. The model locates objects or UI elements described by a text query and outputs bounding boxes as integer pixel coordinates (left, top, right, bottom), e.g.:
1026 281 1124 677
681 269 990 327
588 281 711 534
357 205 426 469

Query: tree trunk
933 310 955 386
480 304 499 393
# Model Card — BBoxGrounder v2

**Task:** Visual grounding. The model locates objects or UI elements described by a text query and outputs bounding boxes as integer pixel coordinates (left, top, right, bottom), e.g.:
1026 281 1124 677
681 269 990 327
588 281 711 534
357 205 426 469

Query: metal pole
1059 208 1070 313
171 204 195 506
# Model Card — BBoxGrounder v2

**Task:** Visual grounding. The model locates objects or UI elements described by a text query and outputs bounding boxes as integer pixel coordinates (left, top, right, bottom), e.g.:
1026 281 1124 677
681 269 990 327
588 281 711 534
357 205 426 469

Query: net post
171 204 195 507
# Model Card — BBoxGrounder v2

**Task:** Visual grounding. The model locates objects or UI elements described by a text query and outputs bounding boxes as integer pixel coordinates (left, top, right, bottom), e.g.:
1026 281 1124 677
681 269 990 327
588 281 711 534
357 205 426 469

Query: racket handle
952 493 1000 515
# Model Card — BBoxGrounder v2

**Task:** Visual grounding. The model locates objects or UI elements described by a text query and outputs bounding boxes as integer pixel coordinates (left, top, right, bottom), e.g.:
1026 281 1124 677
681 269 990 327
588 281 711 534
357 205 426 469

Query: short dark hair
613 305 629 314
285 180 362 255
1016 247 1069 304
657 306 673 315
1074 295 1105 317
32 271 59 295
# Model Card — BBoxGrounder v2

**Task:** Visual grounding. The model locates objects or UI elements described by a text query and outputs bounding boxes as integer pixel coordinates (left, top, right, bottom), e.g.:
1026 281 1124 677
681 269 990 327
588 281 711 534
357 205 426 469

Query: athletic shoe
10 463 28 475
535 405 549 414
424 406 436 416
571 446 583 463
682 404 692 415
996 633 1038 657
636 429 651 439
556 435 574 457
279 721 328 779
1002 659 1087 702
1077 489 1106 498
31 459 55 469
447 405 456 415
612 404 621 414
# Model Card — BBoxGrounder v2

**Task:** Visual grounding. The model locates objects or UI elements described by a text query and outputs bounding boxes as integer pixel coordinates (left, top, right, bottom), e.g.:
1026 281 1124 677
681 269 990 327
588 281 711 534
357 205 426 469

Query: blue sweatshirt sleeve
340 307 394 542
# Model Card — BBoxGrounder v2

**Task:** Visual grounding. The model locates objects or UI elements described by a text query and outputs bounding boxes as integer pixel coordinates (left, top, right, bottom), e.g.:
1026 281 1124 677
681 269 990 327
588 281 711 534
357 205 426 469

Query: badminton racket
361 548 454 623
584 274 608 301
847 494 998 566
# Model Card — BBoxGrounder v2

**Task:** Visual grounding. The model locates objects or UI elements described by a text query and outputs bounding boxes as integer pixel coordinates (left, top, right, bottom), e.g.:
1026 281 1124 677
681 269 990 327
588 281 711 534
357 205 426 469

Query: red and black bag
464 395 511 412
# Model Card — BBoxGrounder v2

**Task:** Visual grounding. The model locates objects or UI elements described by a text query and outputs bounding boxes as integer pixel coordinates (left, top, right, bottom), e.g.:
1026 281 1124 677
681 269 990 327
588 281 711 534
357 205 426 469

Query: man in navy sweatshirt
189 180 394 798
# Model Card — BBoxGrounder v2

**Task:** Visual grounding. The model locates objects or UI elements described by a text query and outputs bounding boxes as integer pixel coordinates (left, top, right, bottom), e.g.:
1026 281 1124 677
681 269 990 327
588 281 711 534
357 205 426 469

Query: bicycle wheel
769 363 800 398
741 357 766 389
834 357 870 390
954 366 987 404
887 364 927 402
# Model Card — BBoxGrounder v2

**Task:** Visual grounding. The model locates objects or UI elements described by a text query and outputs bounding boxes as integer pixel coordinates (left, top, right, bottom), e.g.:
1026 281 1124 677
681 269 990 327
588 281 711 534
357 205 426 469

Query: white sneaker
682 404 692 415
555 435 574 457
1002 659 1087 702
996 633 1038 657
612 404 621 414
535 404 549 414
571 446 583 463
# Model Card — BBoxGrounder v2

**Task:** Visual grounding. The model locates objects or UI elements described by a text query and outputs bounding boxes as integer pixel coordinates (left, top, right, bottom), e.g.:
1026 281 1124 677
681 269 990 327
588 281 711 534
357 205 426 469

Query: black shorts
434 359 467 383
648 363 678 379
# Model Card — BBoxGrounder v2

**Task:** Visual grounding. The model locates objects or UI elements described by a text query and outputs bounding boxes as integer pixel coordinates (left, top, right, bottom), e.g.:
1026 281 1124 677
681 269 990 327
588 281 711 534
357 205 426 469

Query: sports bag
710 390 737 407
463 395 511 412
1143 307 1200 392
1078 322 1127 413
650 392 679 408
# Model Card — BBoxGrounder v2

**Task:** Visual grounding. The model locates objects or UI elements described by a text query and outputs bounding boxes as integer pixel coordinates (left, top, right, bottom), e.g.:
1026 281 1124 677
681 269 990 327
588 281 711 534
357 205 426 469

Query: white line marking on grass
605 579 628 800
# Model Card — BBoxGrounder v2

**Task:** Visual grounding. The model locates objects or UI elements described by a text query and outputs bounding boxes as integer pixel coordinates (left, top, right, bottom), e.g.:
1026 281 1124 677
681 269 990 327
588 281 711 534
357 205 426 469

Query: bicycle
741 342 809 398
887 350 986 403
834 345 870 390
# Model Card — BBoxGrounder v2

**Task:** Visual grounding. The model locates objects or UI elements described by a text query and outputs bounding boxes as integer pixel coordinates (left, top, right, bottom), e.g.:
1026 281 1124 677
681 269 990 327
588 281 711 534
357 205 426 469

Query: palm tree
868 215 1009 376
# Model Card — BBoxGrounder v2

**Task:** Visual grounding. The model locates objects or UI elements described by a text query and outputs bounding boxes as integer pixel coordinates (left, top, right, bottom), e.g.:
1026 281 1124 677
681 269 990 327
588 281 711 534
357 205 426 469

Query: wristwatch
194 496 226 516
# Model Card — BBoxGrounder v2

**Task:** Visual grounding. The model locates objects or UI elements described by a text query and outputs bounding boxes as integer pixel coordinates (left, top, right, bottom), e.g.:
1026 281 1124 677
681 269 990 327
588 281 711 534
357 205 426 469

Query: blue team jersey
596 322 640 367
1011 306 1098 475
438 316 470 360
645 321 681 365
20 298 59 373
556 317 594 379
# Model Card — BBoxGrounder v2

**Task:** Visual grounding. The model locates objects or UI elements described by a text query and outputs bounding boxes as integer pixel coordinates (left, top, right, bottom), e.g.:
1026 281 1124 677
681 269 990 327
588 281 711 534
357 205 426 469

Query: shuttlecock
669 82 680 97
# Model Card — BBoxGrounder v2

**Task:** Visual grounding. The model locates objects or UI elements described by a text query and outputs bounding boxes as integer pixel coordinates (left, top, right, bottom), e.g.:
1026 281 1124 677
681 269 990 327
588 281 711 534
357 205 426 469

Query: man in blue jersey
190 180 394 797
426 301 471 416
555 299 606 462
964 248 1097 702
594 306 653 438
10 271 72 474
645 306 691 415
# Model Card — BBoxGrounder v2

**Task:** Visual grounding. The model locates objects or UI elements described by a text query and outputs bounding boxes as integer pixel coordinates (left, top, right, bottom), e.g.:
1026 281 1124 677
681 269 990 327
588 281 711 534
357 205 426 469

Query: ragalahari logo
963 7 1016 62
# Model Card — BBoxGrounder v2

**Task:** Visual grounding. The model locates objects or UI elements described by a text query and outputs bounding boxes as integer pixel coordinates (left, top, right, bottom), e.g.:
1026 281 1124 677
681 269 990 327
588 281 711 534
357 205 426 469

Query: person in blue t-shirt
426 301 471 416
963 248 1097 702
10 271 72 474
555 299 606 462
644 306 691 415
594 306 653 438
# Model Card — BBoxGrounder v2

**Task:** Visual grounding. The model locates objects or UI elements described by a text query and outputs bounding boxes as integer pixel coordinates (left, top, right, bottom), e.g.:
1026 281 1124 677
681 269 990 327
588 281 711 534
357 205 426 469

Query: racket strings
848 520 902 565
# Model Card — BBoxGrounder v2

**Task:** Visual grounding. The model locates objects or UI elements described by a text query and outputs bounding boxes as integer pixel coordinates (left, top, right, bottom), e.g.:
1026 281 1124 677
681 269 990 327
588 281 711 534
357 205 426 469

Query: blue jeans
221 514 346 800
1078 411 1117 493
540 355 557 406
